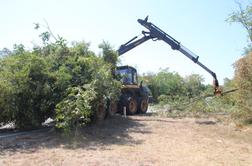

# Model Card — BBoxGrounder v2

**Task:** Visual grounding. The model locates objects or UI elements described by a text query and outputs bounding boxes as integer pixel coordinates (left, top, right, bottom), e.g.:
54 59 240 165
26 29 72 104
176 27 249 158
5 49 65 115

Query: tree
184 74 205 98
144 68 186 102
0 37 121 130
13 44 25 55
0 48 12 57
233 51 252 123
227 1 252 52
0 53 54 129
99 41 118 67
226 1 252 123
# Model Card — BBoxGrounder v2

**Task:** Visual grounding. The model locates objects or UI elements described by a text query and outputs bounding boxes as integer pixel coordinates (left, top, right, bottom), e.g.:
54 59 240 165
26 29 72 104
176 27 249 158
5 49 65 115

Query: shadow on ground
0 115 151 156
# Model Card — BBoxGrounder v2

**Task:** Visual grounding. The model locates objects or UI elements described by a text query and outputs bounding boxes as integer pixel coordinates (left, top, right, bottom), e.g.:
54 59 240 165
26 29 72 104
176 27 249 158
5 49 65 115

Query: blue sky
0 0 249 85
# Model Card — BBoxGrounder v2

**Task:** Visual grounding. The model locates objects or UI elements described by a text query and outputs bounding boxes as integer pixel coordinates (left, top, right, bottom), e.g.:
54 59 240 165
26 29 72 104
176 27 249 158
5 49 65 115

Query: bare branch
43 19 58 41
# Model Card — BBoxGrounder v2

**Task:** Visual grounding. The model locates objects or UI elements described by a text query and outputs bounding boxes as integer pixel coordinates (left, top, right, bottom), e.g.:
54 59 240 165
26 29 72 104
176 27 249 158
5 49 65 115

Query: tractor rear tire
126 97 138 115
95 102 107 121
139 98 148 114
108 100 118 116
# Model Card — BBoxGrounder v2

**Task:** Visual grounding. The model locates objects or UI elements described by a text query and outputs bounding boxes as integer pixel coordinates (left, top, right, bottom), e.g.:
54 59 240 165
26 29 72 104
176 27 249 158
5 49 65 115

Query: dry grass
1 114 252 166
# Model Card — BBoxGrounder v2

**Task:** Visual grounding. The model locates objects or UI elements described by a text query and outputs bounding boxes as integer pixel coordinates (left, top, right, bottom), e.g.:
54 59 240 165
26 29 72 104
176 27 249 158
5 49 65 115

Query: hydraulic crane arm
118 33 152 55
118 16 221 95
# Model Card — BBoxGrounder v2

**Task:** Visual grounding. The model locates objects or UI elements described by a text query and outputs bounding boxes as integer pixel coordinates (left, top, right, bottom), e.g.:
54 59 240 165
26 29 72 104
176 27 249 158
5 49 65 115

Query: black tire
126 97 138 115
95 102 107 121
138 98 148 114
108 100 118 116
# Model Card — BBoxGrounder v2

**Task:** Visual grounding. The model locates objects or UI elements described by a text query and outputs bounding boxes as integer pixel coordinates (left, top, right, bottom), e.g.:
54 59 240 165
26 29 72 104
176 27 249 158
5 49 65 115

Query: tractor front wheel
138 98 148 114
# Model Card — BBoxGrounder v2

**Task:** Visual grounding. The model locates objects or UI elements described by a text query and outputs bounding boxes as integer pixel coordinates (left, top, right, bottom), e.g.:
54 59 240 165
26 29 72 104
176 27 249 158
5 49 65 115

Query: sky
0 0 249 85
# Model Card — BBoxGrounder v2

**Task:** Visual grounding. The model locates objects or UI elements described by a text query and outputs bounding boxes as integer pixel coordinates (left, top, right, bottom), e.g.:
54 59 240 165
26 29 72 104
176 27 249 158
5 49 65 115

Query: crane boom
118 16 221 95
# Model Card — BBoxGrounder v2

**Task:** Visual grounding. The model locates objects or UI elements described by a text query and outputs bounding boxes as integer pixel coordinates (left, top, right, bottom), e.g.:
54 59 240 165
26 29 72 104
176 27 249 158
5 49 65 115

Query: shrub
55 86 96 133
0 53 54 129
55 56 121 133
0 40 121 131
233 51 252 123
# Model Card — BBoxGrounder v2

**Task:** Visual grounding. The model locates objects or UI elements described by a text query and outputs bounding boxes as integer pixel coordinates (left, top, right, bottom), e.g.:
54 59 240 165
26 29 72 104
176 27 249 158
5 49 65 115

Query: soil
1 113 252 166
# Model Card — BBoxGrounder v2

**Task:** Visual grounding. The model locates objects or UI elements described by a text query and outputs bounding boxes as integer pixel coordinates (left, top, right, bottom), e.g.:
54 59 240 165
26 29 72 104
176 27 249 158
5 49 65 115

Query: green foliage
39 31 51 44
55 56 121 133
13 44 25 55
142 69 186 102
184 74 205 98
99 41 119 67
70 41 94 57
220 78 237 106
227 2 252 52
0 37 121 130
148 50 250 121
157 94 188 110
186 100 211 113
155 69 185 97
0 48 12 57
223 2 252 123
0 53 54 129
141 69 234 114
142 69 207 105
55 86 95 133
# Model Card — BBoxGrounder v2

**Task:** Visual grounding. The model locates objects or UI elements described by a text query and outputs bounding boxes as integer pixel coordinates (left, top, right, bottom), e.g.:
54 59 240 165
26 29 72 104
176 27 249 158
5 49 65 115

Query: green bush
141 69 238 115
141 69 187 102
55 86 96 133
0 39 121 131
55 56 121 133
0 53 54 129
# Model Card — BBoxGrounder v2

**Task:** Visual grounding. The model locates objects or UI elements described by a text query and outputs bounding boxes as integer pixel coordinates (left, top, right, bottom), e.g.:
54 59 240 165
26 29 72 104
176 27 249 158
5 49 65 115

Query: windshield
116 68 137 85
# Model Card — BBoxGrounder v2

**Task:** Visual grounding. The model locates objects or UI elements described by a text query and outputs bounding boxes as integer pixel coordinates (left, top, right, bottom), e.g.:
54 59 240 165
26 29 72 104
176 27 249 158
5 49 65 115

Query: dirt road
1 114 252 166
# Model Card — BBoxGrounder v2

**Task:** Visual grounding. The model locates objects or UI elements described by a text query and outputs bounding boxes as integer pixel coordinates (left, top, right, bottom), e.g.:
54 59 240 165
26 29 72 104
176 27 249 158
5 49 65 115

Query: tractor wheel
126 97 138 115
139 98 148 114
108 100 118 116
95 102 107 121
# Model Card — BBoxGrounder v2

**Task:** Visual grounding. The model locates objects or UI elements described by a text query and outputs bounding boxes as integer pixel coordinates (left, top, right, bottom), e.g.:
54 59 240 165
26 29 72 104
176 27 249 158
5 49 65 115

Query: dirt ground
1 113 252 166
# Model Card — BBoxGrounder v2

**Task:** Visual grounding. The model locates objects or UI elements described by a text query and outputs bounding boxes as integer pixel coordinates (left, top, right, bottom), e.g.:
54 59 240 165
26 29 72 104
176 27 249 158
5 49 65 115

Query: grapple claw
213 79 222 96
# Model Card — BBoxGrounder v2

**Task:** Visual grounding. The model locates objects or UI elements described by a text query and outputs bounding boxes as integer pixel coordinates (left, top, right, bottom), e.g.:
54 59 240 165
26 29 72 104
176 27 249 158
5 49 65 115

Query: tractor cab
115 66 138 85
